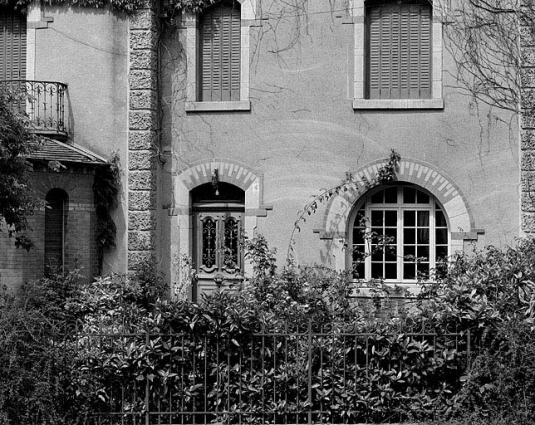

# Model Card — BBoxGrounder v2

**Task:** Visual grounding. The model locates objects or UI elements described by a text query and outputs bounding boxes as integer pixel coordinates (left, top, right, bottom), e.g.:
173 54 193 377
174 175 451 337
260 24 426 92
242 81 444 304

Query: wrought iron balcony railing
0 80 68 139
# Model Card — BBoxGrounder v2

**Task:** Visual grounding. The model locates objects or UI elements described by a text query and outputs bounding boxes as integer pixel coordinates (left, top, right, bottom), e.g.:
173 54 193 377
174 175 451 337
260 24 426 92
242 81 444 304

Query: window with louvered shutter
200 0 240 102
0 8 26 80
45 189 68 275
366 1 431 100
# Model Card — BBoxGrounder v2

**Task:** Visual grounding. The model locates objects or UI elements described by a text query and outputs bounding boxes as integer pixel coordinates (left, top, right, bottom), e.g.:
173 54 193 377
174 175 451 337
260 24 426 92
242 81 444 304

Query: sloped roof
28 138 107 165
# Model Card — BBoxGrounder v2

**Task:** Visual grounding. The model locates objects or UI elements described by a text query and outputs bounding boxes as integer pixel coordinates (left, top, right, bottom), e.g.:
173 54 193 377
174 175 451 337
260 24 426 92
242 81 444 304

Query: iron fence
77 322 470 425
0 79 67 137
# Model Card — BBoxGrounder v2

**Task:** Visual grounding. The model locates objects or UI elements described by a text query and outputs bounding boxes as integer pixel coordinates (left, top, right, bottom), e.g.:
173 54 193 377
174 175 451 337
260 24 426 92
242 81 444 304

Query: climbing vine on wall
287 149 401 261
1 0 224 14
93 152 121 274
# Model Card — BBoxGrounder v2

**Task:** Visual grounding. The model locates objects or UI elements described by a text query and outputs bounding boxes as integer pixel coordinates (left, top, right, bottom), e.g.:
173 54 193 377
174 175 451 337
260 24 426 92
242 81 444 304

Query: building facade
0 0 529 298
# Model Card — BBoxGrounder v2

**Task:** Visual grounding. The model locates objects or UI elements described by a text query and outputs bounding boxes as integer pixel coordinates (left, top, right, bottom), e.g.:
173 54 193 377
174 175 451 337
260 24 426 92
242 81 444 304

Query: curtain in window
367 2 431 99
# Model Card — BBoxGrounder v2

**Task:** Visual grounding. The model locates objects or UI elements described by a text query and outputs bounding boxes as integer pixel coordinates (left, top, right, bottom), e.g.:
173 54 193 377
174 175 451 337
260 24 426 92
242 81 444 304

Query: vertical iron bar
145 331 150 425
307 320 312 425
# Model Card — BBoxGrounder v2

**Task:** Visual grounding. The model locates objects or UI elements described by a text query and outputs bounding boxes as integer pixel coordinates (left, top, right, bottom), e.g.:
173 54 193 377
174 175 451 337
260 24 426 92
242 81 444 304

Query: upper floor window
349 184 449 282
366 0 431 100
183 0 255 112
0 8 26 80
45 189 68 275
199 0 241 102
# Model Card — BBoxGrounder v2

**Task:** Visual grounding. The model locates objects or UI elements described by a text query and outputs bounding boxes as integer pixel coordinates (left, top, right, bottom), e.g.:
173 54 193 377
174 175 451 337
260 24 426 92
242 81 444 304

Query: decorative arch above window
44 188 68 275
314 158 483 273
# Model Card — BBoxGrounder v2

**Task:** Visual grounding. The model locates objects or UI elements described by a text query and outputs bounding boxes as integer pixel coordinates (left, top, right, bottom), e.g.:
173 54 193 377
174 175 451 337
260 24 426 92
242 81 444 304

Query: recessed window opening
349 184 449 282
44 188 68 276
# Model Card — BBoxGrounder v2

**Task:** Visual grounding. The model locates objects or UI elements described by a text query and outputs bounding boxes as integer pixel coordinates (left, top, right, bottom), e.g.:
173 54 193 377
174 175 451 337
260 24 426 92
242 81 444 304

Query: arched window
349 184 449 282
192 182 245 299
199 0 241 102
45 189 68 275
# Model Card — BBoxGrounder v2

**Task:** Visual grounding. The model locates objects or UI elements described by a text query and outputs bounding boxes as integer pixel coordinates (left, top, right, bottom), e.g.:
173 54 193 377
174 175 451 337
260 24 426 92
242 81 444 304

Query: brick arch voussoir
320 158 475 236
177 158 261 192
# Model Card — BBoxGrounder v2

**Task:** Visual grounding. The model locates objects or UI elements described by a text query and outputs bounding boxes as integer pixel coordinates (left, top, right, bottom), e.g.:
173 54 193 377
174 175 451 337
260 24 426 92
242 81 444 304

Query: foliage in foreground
2 237 535 424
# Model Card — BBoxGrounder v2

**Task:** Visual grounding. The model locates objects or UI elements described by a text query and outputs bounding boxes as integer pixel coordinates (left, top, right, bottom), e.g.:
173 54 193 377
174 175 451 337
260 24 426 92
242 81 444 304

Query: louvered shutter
45 190 67 274
367 2 431 99
0 8 26 80
201 1 240 102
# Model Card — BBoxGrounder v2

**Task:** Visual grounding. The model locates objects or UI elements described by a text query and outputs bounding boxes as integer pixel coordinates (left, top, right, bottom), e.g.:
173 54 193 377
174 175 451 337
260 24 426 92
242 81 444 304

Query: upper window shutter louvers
0 10 26 81
200 1 240 102
367 2 431 100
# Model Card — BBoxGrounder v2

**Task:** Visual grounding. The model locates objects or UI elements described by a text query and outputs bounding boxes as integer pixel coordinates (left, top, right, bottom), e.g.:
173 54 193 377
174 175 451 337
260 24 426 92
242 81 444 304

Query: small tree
0 89 40 250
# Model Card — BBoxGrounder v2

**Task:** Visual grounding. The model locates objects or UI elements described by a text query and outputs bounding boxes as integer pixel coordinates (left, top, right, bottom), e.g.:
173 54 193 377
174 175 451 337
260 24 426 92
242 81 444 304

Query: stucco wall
32 5 130 275
159 0 520 278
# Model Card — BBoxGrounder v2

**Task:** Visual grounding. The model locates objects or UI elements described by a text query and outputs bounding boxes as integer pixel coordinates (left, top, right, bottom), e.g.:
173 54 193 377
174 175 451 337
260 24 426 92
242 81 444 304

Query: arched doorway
191 182 245 300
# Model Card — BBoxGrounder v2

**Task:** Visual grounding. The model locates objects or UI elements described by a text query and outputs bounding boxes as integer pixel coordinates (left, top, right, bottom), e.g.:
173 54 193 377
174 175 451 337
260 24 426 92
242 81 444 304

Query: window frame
352 0 444 110
183 0 255 112
348 184 450 284
44 188 68 275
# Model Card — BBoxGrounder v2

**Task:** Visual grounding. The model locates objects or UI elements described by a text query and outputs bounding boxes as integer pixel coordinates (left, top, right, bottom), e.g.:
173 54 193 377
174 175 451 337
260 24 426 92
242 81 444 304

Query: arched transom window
349 184 449 282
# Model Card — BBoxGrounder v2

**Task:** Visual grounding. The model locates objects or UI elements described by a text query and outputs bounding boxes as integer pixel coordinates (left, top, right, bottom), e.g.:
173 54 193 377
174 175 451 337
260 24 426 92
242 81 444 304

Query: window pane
372 262 383 279
417 211 430 227
385 263 397 279
353 262 365 280
436 228 448 244
404 210 415 227
436 206 447 227
403 263 415 279
417 228 429 244
417 262 430 276
385 227 397 241
436 245 448 261
371 191 383 204
404 245 415 258
371 211 383 226
202 218 217 268
404 228 415 244
353 228 365 244
417 246 429 260
371 249 383 262
223 218 239 269
385 186 397 203
403 187 416 203
385 210 397 226
417 191 429 204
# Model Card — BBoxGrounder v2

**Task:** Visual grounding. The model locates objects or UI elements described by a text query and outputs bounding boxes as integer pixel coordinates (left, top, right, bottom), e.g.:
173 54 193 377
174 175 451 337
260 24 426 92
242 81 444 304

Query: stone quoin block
521 192 535 212
129 70 158 91
128 190 156 211
522 151 535 170
129 150 155 171
130 90 158 110
129 111 157 130
522 171 535 192
522 129 535 150
129 211 156 231
130 30 158 51
129 131 155 150
130 50 158 71
128 231 155 250
129 8 158 30
129 170 157 190
128 251 155 269
522 212 535 233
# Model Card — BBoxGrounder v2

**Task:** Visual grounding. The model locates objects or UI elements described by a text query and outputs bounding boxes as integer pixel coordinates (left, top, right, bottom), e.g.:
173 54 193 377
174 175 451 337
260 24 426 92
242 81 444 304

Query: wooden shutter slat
367 1 431 100
200 1 240 102
0 9 26 80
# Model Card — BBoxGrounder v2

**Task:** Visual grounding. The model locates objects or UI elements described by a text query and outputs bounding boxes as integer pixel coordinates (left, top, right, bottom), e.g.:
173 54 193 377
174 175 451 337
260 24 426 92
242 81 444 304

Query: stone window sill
353 98 444 110
185 100 251 112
